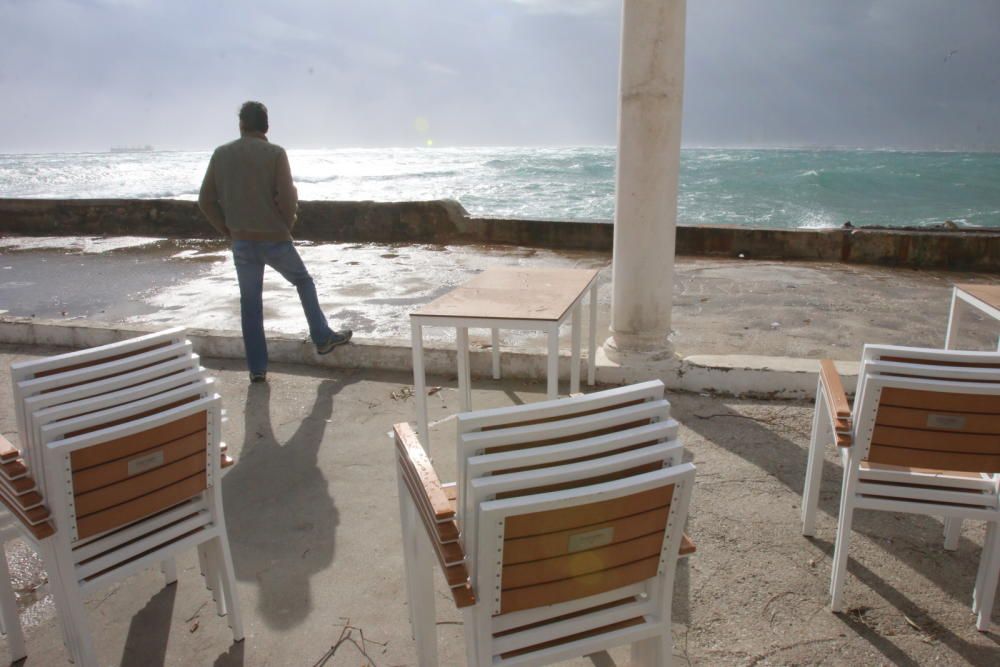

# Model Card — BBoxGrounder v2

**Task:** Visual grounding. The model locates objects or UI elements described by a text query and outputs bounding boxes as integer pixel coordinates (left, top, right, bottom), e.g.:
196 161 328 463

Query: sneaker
316 330 353 355
249 372 267 383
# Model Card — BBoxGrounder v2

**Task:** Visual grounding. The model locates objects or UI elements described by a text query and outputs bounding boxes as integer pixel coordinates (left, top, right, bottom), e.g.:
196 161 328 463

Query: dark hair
239 101 269 133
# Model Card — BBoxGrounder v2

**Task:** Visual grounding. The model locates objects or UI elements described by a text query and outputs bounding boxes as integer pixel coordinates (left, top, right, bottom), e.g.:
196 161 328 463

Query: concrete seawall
1 197 998 271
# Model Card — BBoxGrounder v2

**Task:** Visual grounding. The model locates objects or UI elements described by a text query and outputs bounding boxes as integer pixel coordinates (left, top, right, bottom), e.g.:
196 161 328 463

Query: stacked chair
394 380 696 666
0 327 243 665
801 345 1000 631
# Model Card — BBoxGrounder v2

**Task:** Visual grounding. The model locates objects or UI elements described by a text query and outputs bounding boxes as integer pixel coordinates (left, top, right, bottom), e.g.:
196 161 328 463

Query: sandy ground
2 236 999 360
0 345 998 666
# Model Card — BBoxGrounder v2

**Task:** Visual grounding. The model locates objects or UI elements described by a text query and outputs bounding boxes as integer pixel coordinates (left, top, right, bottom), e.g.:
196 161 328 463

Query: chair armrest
0 435 19 463
0 435 55 540
393 423 475 608
818 360 853 447
680 534 696 557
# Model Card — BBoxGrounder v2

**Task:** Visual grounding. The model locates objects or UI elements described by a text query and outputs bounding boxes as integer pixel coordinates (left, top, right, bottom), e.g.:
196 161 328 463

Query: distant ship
110 145 154 153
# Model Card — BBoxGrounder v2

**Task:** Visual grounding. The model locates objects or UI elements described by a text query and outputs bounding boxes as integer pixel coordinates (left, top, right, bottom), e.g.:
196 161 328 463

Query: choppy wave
0 146 998 229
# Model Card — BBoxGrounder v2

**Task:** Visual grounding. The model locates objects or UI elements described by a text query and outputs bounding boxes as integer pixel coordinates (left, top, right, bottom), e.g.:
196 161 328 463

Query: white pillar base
599 336 680 385
604 331 677 361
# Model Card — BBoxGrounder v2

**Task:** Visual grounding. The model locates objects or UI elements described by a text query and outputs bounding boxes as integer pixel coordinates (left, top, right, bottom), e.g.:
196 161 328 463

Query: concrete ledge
2 198 999 271
0 318 858 400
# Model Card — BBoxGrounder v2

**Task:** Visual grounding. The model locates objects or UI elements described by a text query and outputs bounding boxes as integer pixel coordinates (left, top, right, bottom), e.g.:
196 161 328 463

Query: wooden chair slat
881 387 1000 414
867 445 1000 474
452 584 476 608
74 452 207 517
871 425 1000 455
502 531 666 590
494 596 638 637
72 430 207 494
505 485 673 540
1 460 27 479
0 435 19 463
489 440 660 477
481 399 646 432
31 342 173 378
875 405 1000 435
398 466 469 582
820 359 852 418
879 355 1000 369
394 424 454 520
484 420 652 455
0 492 54 540
398 463 461 543
76 471 207 540
503 506 680 565
8 477 36 495
70 412 206 471
495 462 663 499
499 617 644 659
500 555 659 615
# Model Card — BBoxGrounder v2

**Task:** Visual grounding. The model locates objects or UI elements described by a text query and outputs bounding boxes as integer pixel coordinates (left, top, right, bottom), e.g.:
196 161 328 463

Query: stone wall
1 197 998 271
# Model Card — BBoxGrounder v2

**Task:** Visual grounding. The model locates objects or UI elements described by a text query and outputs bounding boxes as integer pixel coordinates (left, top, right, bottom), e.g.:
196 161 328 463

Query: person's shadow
222 378 343 630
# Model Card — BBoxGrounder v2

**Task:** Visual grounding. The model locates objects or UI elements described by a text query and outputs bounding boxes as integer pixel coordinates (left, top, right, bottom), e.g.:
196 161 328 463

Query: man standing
199 101 351 383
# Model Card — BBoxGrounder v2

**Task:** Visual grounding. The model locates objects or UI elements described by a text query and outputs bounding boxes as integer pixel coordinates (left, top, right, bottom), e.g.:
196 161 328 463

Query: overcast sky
1 0 998 152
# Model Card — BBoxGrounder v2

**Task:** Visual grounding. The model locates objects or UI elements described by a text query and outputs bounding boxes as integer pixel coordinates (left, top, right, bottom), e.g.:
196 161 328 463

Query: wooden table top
411 268 600 322
956 283 1000 311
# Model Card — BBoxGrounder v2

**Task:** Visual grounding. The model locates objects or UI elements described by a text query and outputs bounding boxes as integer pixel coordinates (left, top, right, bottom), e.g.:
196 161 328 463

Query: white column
608 0 687 354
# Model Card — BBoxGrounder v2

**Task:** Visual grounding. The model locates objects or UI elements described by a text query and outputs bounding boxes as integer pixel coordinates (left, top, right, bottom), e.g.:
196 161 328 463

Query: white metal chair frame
801 345 1000 631
395 380 696 666
467 465 695 667
33 386 243 665
1 328 240 663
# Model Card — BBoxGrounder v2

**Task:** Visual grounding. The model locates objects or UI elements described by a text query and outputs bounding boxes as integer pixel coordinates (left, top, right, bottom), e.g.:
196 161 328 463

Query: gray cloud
0 0 997 152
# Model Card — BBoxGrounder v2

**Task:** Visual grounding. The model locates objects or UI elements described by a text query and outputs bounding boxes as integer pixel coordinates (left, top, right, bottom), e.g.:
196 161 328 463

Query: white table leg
547 327 559 399
588 282 598 386
411 323 430 452
944 288 960 349
491 328 501 380
457 327 472 411
570 303 582 394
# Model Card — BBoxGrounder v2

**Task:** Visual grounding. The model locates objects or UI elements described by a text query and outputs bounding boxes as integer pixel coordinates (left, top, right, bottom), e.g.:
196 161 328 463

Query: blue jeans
232 240 334 375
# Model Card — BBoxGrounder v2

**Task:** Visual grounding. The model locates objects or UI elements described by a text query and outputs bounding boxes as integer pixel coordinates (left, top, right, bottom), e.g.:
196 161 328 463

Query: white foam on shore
0 235 166 253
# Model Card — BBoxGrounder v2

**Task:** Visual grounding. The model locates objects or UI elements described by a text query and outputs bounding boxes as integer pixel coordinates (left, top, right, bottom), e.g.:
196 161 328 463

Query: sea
1 147 999 229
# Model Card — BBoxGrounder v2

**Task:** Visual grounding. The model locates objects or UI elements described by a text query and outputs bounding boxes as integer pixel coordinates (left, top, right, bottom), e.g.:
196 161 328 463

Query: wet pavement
2 235 999 360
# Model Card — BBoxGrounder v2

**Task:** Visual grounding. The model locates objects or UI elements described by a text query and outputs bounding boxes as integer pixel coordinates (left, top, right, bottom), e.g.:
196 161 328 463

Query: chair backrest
472 463 695 664
12 333 192 476
456 380 673 529
40 380 217 544
854 345 1000 473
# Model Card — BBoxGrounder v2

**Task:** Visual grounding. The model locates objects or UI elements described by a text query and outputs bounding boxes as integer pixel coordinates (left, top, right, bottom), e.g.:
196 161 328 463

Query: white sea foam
1 147 998 229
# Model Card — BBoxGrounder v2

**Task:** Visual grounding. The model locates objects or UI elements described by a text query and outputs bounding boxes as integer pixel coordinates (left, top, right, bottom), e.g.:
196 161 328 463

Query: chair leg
396 473 421 638
411 528 439 667
462 607 480 667
801 386 827 536
161 558 178 586
630 633 672 667
209 536 244 642
197 544 219 603
0 545 26 662
49 560 96 667
975 521 1000 631
829 473 857 613
974 521 995 614
39 542 82 664
943 518 962 551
